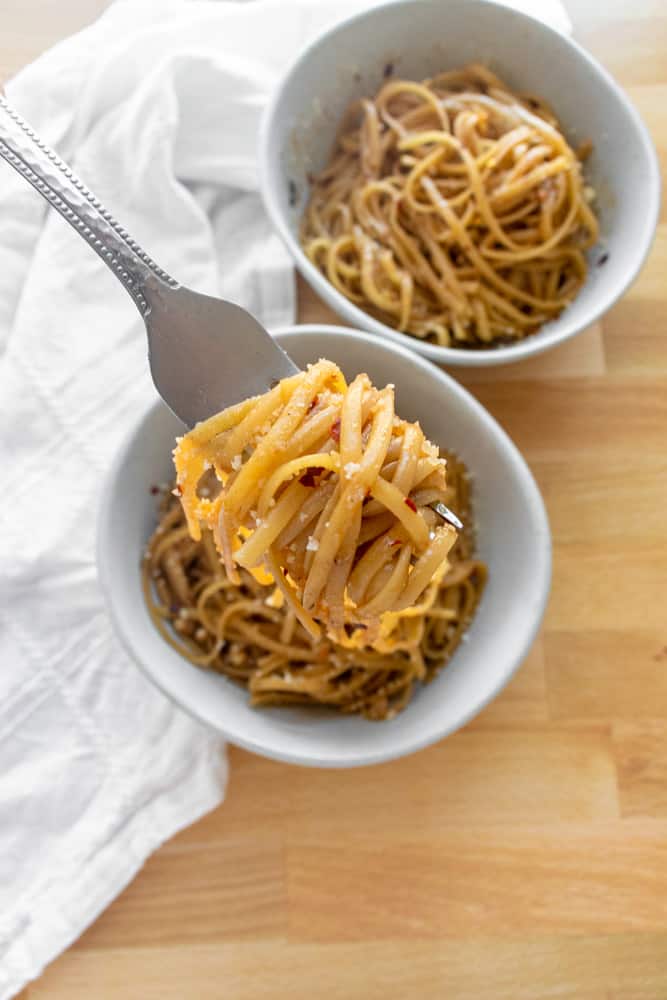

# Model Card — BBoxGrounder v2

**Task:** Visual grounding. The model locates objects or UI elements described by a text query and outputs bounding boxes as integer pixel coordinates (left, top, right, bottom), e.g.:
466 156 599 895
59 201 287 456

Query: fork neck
0 96 178 317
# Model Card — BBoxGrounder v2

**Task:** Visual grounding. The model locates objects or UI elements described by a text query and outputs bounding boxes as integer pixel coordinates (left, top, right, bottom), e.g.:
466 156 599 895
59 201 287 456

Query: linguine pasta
142 452 486 721
300 63 599 347
173 360 461 643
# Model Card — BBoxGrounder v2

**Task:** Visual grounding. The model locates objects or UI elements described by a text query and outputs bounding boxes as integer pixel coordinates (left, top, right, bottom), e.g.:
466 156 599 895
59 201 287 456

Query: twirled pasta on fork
173 360 459 641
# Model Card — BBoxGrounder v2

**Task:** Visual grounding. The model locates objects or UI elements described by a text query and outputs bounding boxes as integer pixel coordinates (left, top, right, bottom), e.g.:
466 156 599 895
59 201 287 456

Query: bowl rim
258 0 661 368
97 324 552 767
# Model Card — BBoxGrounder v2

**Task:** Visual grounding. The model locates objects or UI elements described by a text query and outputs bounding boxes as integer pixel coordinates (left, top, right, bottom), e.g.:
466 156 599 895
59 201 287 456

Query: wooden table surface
6 1 667 997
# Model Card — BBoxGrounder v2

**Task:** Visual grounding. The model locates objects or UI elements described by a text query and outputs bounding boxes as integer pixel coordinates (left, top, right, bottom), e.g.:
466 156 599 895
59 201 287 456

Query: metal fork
0 97 298 428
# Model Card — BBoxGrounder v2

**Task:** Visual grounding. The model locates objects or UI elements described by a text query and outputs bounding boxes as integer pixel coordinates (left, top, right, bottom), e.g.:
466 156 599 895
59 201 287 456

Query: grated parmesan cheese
306 536 319 552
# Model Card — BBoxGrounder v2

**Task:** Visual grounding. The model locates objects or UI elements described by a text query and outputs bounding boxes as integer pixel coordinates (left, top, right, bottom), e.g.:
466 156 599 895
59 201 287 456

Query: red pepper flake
390 539 402 547
299 466 324 487
330 418 341 443
150 485 160 495
307 395 320 414
404 496 417 512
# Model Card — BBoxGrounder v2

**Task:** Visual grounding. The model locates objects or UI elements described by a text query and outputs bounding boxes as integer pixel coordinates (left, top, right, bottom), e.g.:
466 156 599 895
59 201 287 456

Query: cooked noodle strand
301 64 598 347
142 450 486 721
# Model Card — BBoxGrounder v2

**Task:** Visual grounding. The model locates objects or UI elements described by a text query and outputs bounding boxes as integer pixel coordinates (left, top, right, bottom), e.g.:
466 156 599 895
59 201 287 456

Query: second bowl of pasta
98 325 550 767
259 0 659 365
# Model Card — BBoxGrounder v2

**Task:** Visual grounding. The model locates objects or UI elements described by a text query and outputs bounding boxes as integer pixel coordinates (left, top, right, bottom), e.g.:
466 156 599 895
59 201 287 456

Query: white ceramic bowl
259 0 660 367
98 326 551 767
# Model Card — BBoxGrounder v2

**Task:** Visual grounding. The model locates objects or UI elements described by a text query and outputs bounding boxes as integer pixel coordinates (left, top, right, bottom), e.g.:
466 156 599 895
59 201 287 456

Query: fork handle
0 96 178 317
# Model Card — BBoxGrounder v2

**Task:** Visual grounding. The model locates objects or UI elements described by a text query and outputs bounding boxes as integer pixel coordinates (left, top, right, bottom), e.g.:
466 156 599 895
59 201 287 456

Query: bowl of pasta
259 0 659 365
98 325 550 767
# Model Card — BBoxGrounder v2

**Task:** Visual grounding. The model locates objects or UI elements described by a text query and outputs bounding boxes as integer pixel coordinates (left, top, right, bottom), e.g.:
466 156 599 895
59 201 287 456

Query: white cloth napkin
0 0 570 995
